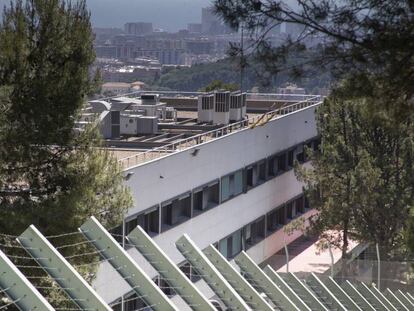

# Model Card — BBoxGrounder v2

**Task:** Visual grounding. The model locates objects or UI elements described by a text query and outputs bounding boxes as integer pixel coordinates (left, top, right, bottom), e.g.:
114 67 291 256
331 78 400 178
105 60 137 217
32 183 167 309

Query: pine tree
296 91 414 258
0 0 131 306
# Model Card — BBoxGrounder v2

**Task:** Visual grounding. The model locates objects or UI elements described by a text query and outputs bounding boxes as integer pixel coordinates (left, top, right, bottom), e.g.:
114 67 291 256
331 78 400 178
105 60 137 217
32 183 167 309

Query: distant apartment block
201 7 231 35
95 45 118 58
124 22 153 35
187 23 202 34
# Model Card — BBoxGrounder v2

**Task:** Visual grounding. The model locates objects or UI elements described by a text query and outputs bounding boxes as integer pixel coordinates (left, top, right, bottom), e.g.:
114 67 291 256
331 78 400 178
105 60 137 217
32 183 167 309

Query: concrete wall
93 104 319 303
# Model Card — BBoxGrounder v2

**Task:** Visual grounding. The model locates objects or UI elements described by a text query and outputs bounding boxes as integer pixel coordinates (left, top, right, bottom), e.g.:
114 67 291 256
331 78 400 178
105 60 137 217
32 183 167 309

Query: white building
91 93 322 310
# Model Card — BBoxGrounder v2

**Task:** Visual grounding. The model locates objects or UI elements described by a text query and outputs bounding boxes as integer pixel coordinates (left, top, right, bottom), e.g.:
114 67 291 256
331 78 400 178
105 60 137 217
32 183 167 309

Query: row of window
129 193 311 303
111 137 320 244
216 193 310 260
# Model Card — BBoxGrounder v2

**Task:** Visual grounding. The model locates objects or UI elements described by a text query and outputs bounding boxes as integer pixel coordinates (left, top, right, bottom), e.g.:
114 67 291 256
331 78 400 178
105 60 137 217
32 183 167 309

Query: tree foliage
199 79 239 92
0 0 131 306
155 57 330 93
296 91 414 257
214 0 414 113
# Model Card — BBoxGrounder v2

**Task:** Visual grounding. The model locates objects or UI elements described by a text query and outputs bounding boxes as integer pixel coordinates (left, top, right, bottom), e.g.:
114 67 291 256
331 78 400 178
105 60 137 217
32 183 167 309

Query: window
288 149 294 168
180 261 201 283
193 181 219 215
246 160 266 190
258 160 267 183
161 194 191 231
268 155 278 178
221 170 243 202
113 293 147 311
154 277 175 297
305 196 310 210
246 165 255 189
278 153 287 172
296 196 305 214
125 206 160 237
219 229 243 259
267 205 286 233
296 144 305 163
109 225 123 245
244 217 265 249
287 201 296 219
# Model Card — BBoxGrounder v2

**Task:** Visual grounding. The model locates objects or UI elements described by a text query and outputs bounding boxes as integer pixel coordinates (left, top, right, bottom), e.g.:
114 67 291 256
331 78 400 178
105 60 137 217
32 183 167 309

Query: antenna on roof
240 22 244 93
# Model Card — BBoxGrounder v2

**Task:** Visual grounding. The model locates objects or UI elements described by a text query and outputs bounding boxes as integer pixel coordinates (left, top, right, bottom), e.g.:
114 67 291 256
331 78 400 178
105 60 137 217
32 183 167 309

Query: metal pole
328 241 334 278
376 243 381 291
284 236 289 273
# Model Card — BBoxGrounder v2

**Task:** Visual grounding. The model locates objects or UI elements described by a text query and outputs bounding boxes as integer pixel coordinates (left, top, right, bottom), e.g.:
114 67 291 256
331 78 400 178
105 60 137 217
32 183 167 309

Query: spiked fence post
263 266 311 310
0 249 55 311
203 244 274 311
175 234 251 311
341 280 376 310
280 273 328 311
17 225 111 311
80 217 178 311
234 251 301 310
127 226 216 311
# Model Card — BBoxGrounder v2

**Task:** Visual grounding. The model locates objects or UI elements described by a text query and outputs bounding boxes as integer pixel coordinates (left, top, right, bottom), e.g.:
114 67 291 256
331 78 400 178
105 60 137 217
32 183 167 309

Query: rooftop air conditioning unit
230 92 247 122
165 107 177 121
137 116 158 134
141 94 160 105
197 93 214 123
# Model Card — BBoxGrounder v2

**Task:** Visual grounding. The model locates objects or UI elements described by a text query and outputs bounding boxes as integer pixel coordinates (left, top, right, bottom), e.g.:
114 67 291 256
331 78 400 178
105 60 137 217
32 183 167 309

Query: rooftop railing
96 90 320 103
119 95 323 170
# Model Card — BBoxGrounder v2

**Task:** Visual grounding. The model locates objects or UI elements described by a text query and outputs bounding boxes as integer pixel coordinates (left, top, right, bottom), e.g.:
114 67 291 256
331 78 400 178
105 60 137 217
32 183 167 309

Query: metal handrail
118 96 323 170
96 90 321 103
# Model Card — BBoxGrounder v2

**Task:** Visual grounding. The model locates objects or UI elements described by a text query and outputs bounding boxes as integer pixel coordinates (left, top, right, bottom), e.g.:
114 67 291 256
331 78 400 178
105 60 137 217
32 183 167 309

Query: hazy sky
0 0 213 32
86 0 213 31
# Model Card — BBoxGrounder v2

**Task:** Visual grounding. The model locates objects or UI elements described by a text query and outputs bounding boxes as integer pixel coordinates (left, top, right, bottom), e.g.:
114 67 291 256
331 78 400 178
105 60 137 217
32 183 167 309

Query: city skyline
87 0 213 32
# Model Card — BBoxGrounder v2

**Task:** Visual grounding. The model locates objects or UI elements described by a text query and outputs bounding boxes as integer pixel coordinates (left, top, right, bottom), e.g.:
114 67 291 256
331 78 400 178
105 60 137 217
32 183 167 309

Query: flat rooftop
107 93 322 170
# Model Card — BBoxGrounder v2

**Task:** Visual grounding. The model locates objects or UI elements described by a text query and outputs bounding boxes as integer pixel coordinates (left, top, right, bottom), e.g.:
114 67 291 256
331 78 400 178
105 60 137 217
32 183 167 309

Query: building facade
93 99 321 309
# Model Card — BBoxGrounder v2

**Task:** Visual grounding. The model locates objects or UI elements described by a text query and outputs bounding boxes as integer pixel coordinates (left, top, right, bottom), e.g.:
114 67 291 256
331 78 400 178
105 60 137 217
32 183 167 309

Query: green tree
213 0 414 114
296 92 414 258
200 79 239 92
0 0 131 306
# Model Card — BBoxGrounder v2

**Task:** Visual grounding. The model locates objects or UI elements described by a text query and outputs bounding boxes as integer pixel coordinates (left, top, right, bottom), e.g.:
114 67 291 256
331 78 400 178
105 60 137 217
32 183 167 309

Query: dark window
193 182 219 214
296 196 305 214
267 210 278 233
155 277 175 297
125 206 160 237
219 230 242 259
125 218 137 236
305 196 310 210
161 195 191 231
109 225 123 245
246 166 254 188
268 155 278 177
287 201 294 219
296 145 305 163
288 150 294 168
258 160 266 183
180 261 201 283
267 206 286 233
221 170 243 202
276 206 286 226
245 217 265 248
278 153 287 172
115 293 147 311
